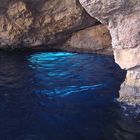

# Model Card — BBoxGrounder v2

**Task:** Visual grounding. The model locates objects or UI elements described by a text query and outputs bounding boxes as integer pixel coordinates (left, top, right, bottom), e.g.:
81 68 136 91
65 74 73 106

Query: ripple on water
33 84 105 97
1 51 138 140
15 135 44 140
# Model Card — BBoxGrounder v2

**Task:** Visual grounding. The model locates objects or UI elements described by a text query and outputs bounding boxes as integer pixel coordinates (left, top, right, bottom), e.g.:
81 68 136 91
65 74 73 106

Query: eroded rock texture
120 68 140 104
62 24 112 55
0 0 93 47
80 0 140 103
0 0 112 54
0 1 33 47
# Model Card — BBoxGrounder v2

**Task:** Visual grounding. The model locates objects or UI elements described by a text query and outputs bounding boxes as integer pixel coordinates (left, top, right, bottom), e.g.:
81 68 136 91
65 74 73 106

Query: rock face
0 0 112 54
0 1 33 47
79 0 140 104
119 68 140 104
61 24 112 55
0 0 100 49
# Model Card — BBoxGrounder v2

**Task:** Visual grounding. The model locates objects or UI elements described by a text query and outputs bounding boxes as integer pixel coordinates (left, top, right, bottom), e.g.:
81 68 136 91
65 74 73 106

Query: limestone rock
25 0 99 47
79 0 140 69
62 24 112 55
0 0 99 48
114 47 140 70
0 1 33 47
0 0 112 55
79 0 140 104
119 68 140 104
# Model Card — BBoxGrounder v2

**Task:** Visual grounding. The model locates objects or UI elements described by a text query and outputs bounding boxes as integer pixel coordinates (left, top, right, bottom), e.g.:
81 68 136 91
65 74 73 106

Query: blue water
0 51 139 140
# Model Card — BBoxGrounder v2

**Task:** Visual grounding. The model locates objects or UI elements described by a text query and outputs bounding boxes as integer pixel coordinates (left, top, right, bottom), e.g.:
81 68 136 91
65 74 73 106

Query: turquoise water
0 51 139 140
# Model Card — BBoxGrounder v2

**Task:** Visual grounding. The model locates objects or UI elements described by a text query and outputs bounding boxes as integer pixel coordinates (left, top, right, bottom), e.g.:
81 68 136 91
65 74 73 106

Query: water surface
0 51 139 140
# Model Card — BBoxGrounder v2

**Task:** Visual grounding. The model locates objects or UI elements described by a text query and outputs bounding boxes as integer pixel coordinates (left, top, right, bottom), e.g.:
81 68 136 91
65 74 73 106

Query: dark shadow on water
0 51 139 140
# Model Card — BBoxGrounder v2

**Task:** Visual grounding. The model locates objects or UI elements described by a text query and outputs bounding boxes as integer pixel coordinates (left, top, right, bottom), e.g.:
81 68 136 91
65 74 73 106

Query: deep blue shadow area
0 51 139 140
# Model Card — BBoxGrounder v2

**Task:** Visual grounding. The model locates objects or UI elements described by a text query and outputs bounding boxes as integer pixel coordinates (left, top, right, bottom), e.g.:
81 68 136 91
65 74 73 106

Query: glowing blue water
0 51 139 140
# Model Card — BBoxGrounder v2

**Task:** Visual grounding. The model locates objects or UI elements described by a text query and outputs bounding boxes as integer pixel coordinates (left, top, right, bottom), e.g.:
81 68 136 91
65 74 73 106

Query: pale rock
62 24 112 55
79 0 140 104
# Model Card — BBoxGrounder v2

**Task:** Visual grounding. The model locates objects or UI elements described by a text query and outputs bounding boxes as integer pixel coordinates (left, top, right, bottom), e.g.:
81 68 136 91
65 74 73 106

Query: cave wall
52 24 112 55
0 0 112 55
80 0 140 104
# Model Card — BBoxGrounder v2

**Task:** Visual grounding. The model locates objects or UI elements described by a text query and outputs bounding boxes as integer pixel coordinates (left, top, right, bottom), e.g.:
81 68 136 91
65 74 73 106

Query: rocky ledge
80 0 140 104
